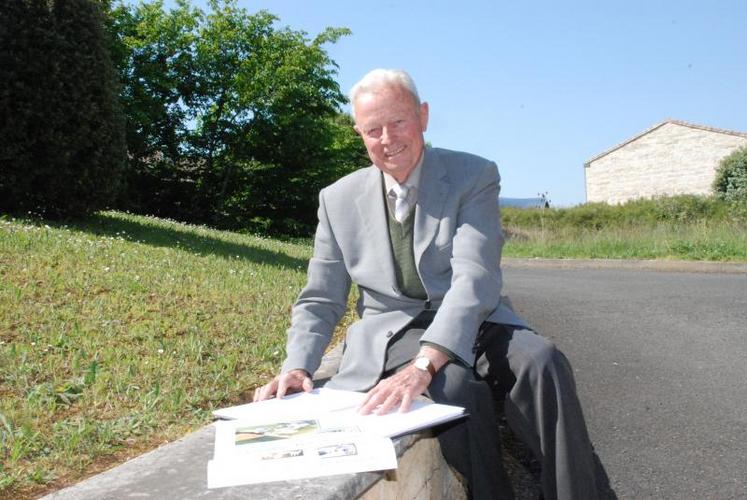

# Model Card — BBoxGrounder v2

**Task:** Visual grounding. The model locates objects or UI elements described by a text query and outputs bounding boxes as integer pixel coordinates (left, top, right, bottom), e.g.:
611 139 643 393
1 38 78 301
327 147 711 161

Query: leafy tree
713 145 747 202
104 0 366 235
103 0 201 216
0 0 126 218
186 1 357 233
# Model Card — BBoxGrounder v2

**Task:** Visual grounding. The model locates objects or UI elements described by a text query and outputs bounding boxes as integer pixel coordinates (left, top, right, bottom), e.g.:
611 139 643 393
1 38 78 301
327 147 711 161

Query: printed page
208 418 396 488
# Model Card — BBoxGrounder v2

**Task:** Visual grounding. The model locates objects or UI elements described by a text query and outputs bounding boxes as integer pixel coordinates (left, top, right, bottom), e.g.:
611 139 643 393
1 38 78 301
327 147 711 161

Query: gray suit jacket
281 147 528 391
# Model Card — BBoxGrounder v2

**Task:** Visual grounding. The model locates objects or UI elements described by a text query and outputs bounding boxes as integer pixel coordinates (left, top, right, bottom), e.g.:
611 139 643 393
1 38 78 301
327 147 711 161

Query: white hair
349 68 421 118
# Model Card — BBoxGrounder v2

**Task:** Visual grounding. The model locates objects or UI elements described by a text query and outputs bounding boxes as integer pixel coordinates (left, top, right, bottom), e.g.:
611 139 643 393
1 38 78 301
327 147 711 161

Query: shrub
647 194 728 223
501 195 737 230
0 0 126 219
713 145 747 202
0 0 54 214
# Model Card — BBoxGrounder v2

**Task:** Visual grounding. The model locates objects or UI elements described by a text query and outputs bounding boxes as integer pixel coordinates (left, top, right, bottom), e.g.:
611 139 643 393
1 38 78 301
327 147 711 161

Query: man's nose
380 126 392 144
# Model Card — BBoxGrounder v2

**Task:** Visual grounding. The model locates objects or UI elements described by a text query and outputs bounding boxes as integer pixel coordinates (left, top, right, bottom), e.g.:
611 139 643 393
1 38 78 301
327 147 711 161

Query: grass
1 199 745 497
0 211 354 498
502 196 747 261
503 222 747 261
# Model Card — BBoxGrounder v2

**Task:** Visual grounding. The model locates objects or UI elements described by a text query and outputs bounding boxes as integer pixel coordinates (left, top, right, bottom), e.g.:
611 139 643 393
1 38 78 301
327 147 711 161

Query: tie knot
389 184 412 223
390 184 409 201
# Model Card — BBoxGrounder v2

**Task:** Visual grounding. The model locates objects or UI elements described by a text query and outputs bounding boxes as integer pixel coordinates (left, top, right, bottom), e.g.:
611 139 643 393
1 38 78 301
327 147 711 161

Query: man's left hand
358 364 431 415
358 346 449 415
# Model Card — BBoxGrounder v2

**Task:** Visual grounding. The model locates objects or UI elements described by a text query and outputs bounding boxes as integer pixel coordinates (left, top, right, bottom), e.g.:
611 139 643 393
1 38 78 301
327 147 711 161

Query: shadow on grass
59 212 309 270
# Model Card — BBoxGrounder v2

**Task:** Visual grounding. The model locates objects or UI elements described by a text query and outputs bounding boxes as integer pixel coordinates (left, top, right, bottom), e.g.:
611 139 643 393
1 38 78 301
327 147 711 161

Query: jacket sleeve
281 188 352 376
420 162 503 365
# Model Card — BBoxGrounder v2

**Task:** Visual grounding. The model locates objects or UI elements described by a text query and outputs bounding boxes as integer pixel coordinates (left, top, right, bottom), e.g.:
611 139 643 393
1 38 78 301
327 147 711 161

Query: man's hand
253 369 313 402
358 346 449 415
358 364 431 415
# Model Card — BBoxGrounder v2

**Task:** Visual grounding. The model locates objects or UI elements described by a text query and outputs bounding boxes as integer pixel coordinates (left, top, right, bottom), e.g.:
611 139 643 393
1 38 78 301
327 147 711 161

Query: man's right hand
252 369 313 402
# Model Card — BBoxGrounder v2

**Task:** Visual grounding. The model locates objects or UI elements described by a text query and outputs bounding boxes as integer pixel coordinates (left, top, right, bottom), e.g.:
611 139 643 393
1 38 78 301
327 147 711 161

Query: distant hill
500 197 550 208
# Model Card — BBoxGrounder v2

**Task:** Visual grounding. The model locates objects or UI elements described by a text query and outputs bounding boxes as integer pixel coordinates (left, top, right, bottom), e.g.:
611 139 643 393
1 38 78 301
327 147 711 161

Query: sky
156 0 747 206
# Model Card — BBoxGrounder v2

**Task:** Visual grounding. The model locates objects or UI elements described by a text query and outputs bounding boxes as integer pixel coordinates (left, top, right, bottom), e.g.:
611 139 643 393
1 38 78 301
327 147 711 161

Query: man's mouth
385 146 406 158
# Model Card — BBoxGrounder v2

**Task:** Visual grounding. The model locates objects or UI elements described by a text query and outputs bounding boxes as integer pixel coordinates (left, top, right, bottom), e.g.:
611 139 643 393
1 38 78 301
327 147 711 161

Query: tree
186 2 357 233
49 0 127 216
103 0 201 217
0 0 126 218
713 145 747 202
105 0 366 235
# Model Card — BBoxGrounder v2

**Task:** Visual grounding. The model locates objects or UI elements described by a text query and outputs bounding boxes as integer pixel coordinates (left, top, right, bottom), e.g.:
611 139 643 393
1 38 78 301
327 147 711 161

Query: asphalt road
502 265 747 500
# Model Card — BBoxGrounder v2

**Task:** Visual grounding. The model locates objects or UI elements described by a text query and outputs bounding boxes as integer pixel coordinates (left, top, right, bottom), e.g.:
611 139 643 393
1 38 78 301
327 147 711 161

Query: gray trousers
384 318 600 500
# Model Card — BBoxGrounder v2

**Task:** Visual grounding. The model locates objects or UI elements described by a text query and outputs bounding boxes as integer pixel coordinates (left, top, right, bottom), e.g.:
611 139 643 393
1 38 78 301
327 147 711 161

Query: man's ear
353 124 362 136
419 102 429 132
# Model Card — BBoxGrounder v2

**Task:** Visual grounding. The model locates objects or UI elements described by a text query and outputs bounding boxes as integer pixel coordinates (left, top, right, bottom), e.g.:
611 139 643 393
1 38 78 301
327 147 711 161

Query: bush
646 195 729 223
501 195 741 230
713 145 747 202
0 0 54 214
0 0 126 219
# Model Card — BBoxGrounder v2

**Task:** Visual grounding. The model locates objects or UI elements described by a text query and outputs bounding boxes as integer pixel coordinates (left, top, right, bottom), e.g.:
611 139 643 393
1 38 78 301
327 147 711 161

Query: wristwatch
413 356 436 378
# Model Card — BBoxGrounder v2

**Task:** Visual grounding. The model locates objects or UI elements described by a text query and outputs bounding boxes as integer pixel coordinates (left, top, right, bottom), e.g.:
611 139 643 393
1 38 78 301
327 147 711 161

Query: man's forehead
356 84 414 104
353 86 419 122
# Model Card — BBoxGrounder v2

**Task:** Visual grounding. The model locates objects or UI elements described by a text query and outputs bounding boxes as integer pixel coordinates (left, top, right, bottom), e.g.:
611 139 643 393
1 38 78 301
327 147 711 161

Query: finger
264 379 278 399
357 385 379 413
359 390 384 415
399 391 413 413
254 383 267 402
277 376 290 399
301 375 313 393
376 391 401 415
254 380 274 402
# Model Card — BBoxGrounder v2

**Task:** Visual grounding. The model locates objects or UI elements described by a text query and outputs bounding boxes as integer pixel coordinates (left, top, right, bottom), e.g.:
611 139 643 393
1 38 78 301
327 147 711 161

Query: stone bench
42 343 473 500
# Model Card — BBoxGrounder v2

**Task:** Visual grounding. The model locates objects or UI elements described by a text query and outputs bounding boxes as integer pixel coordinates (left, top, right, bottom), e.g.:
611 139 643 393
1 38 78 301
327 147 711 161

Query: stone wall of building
585 122 747 204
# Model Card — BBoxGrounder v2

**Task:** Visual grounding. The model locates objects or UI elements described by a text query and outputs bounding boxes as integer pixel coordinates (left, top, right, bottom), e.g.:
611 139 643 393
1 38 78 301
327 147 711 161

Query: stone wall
585 122 747 204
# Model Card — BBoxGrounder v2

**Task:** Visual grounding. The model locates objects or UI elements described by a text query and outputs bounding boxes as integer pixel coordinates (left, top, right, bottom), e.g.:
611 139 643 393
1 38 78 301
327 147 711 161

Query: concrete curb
503 257 747 274
41 424 422 500
41 343 467 500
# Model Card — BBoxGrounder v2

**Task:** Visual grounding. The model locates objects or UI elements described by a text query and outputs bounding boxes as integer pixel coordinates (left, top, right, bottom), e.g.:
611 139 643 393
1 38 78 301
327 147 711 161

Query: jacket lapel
355 167 398 285
414 149 449 266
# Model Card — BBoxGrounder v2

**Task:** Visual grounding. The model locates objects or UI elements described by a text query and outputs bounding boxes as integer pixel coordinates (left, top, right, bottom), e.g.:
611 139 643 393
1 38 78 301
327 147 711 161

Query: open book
213 388 466 438
208 388 465 488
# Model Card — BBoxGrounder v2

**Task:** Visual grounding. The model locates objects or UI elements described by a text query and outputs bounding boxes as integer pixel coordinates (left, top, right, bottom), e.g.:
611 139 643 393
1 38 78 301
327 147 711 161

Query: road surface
502 265 747 499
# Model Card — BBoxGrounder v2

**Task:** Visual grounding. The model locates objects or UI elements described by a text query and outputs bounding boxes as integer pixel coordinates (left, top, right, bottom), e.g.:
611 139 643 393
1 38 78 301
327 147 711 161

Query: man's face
353 85 429 182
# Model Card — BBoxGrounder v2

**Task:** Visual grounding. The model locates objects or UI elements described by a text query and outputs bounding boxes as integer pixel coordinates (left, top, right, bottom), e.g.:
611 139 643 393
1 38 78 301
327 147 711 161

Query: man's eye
367 128 382 138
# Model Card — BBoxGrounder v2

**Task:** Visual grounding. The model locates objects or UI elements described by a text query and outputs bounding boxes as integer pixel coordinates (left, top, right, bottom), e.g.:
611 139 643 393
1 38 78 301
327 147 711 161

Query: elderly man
255 69 599 500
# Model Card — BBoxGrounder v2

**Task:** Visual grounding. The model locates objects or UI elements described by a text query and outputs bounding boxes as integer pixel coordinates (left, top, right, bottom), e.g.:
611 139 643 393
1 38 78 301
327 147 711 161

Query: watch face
415 357 429 370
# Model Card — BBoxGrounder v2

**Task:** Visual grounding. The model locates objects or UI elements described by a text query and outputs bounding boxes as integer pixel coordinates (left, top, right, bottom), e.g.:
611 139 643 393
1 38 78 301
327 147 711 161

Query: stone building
584 120 747 204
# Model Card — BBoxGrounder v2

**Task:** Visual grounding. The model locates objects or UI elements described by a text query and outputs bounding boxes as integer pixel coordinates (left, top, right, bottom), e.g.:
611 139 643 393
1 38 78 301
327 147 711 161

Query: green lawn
0 211 354 498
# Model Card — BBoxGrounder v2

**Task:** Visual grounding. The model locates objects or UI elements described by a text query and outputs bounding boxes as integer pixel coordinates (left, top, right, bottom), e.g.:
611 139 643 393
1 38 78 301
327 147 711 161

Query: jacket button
386 331 394 338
